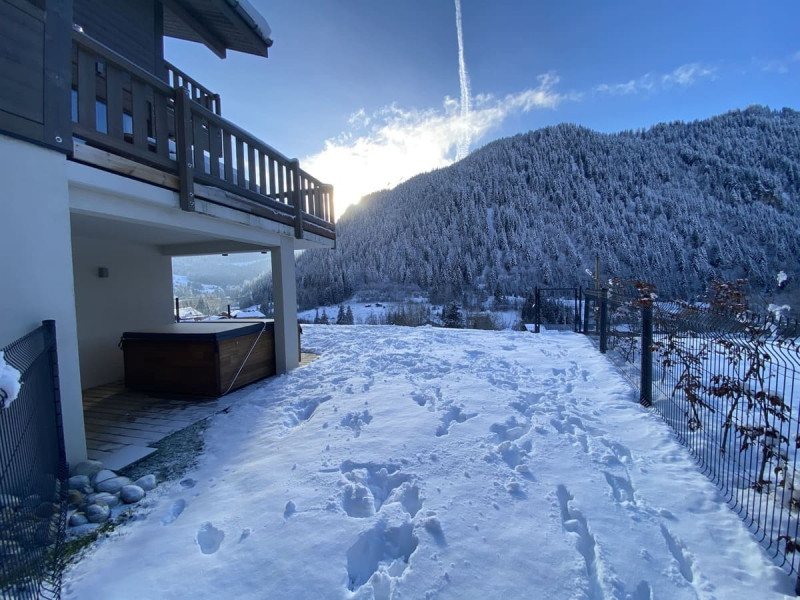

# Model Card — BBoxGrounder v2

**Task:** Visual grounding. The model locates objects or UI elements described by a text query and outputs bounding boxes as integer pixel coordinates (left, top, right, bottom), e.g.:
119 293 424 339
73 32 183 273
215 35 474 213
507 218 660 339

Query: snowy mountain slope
64 326 793 599
294 106 800 309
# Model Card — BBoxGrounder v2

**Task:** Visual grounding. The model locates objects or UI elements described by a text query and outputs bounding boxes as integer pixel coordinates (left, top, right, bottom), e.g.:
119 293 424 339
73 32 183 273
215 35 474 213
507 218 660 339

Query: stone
95 474 132 495
69 512 88 527
22 494 41 509
120 485 145 504
34 502 60 519
91 469 116 486
0 539 23 558
69 475 93 494
0 494 20 509
87 492 120 508
34 521 58 546
71 460 105 478
67 489 83 507
135 474 157 492
86 503 110 524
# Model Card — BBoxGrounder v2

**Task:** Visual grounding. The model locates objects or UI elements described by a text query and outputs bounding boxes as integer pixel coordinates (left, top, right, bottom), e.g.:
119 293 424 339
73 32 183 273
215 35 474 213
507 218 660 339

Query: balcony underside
71 142 335 246
69 30 335 245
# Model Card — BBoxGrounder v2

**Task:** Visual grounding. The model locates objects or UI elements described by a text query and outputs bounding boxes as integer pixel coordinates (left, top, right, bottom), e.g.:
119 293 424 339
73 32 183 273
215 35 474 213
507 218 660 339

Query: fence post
174 87 196 212
640 305 653 407
175 297 181 323
534 287 540 333
43 320 68 478
599 288 608 354
583 292 591 334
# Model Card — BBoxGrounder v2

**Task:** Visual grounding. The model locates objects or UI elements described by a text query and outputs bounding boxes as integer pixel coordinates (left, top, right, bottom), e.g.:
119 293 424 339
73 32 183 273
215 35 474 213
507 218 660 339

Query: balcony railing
70 29 334 240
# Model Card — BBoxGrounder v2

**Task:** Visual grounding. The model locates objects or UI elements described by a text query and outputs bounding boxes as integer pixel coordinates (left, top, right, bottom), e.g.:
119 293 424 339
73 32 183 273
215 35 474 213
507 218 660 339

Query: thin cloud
302 74 572 218
594 74 655 96
662 63 716 87
594 62 715 96
757 50 800 74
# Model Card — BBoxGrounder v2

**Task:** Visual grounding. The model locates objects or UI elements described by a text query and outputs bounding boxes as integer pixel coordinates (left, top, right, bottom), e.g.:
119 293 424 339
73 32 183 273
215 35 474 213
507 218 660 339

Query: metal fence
586 287 800 591
1 321 69 600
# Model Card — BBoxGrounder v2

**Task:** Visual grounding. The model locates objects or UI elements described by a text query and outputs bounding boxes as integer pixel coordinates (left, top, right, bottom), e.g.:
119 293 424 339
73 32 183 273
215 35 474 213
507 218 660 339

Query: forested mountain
286 107 800 309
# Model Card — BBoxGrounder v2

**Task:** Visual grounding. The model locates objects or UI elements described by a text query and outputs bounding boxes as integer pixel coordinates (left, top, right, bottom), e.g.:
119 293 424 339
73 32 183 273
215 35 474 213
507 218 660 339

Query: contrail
454 0 471 160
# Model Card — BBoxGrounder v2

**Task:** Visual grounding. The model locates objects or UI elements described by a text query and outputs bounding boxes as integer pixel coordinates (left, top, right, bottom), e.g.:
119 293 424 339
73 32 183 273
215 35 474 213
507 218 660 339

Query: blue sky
166 0 800 217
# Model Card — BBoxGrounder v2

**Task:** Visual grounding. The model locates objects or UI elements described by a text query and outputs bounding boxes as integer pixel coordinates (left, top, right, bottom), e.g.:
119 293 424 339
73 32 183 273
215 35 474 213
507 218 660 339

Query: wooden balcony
69 29 334 241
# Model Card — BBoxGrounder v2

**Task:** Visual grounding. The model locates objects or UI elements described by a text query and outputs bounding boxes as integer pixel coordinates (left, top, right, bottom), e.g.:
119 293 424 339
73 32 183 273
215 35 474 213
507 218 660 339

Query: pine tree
442 301 463 328
336 304 346 325
313 309 321 324
345 305 354 324
320 309 329 325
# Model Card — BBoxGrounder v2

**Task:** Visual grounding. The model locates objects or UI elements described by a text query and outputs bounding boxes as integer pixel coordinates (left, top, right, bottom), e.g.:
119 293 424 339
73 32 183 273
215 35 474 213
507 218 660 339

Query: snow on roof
234 309 265 318
227 0 272 42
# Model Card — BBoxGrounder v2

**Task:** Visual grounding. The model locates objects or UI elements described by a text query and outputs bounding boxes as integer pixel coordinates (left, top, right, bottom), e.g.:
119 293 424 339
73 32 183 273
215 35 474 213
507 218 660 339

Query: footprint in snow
340 409 373 437
196 522 225 555
346 518 418 592
660 523 695 583
339 461 420 518
436 404 477 436
161 498 186 525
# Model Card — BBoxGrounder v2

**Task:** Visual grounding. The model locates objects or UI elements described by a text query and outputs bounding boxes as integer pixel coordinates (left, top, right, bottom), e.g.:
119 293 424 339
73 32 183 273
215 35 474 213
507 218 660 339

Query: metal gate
1 321 68 600
533 287 582 333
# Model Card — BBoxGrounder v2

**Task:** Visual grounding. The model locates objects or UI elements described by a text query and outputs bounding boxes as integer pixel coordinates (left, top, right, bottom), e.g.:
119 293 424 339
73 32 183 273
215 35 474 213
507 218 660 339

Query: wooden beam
161 0 227 59
71 142 180 189
42 0 73 154
174 87 195 211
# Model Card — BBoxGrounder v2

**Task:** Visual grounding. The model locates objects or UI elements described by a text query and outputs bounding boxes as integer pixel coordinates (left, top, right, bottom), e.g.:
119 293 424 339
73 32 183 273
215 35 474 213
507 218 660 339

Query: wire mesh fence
588 285 800 587
1 321 68 600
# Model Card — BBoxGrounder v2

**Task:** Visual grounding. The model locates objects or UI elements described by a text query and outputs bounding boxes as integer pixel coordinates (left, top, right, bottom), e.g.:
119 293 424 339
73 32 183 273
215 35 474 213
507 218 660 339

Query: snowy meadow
64 326 795 599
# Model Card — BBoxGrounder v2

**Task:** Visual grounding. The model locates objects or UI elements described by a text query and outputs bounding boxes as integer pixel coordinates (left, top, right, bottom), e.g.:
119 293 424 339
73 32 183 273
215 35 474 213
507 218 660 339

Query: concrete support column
271 236 299 373
0 135 87 464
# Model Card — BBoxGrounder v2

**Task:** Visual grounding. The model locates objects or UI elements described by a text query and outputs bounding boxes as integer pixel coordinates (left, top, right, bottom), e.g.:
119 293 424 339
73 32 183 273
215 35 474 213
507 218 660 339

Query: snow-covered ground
63 326 795 599
299 300 521 329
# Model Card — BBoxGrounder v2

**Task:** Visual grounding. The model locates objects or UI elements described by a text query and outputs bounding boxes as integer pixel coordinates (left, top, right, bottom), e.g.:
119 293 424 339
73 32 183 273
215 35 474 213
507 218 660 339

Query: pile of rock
0 492 61 563
68 460 156 527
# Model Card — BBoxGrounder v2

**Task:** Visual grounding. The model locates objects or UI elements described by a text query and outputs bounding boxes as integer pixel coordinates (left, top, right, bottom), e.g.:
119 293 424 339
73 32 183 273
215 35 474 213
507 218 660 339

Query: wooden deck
82 352 319 470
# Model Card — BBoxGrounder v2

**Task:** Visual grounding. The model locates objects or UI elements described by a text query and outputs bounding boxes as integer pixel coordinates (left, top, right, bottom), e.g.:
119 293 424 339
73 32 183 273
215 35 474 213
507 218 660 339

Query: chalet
0 0 335 465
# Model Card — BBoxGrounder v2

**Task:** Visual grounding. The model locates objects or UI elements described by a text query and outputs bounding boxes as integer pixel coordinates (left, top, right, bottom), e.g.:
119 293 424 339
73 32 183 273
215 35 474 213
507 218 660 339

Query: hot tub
121 321 276 396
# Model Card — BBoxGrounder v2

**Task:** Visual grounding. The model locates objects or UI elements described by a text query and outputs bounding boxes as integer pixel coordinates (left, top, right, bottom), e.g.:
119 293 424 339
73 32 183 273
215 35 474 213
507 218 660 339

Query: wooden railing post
175 87 195 211
291 159 304 239
326 185 335 224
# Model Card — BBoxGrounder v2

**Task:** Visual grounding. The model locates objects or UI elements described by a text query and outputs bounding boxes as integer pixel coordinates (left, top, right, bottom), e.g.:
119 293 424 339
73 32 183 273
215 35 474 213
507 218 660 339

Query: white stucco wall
0 134 87 463
71 235 174 389
271 237 299 373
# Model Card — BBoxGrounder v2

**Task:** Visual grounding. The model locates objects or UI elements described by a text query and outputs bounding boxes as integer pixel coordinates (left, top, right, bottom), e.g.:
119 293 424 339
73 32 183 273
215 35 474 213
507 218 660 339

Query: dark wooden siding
73 0 159 75
0 0 45 138
0 0 71 152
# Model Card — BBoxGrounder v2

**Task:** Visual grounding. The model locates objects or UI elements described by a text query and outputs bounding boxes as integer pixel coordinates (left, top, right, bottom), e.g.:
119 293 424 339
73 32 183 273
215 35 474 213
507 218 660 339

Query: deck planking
81 352 320 470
